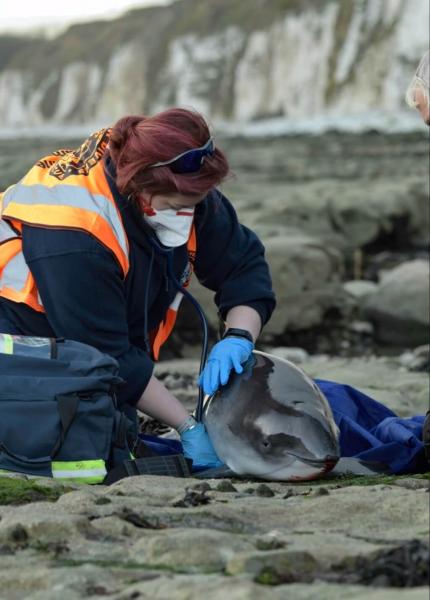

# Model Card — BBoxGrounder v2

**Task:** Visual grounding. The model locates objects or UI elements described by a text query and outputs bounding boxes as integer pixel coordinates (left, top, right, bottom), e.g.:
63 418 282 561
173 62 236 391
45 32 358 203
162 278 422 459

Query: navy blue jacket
0 157 275 407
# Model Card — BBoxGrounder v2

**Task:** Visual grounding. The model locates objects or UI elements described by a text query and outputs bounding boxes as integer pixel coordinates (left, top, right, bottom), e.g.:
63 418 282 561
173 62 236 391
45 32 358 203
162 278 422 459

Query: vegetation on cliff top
0 0 337 72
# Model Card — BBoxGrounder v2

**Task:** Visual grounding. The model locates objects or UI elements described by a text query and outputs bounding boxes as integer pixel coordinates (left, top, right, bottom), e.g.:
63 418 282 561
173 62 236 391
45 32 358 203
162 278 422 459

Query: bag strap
112 413 133 450
50 394 80 459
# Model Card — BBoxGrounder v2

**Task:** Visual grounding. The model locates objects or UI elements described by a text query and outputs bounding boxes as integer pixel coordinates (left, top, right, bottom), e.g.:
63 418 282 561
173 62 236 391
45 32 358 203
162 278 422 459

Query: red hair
108 108 230 204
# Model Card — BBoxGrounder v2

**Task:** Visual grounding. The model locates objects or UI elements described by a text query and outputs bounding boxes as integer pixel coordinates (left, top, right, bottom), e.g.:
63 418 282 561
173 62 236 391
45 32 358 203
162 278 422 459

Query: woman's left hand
180 421 224 470
199 337 254 396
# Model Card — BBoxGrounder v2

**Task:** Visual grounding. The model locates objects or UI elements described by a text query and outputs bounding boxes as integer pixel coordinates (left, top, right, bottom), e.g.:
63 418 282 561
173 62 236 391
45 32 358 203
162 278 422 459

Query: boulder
364 260 430 346
343 280 379 301
262 233 346 336
176 230 347 343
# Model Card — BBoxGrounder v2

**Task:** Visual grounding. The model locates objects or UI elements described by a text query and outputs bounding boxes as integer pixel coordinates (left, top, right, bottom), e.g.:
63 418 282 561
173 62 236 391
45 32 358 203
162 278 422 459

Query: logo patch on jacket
36 129 110 180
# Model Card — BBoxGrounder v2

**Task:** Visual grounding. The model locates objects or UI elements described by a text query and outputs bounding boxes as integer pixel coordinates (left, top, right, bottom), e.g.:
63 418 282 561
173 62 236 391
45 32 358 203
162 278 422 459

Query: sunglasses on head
149 138 214 174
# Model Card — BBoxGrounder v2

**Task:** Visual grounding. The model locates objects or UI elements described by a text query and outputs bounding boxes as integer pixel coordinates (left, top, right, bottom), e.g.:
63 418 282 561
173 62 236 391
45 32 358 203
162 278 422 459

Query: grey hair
406 50 430 108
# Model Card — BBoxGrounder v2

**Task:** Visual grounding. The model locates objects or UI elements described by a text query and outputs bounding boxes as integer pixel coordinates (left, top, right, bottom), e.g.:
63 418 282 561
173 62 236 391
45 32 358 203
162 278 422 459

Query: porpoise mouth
284 455 339 482
299 455 339 471
263 453 339 477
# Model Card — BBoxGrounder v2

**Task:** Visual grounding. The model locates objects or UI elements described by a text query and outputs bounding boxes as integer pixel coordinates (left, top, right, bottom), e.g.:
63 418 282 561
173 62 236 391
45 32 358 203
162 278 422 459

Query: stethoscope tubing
148 237 210 422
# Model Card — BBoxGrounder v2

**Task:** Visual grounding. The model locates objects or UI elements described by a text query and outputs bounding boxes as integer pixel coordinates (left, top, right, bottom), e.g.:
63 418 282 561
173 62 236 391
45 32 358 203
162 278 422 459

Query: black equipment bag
0 334 134 483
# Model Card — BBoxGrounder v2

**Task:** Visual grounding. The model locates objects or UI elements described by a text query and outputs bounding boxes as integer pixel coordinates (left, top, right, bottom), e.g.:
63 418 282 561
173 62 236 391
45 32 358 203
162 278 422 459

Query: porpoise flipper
329 457 391 476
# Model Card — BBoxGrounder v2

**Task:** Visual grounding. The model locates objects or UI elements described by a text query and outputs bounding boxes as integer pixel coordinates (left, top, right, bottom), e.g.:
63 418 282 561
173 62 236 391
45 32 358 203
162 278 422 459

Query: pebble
172 488 211 508
399 344 430 372
255 484 275 497
283 488 295 499
393 478 430 491
215 480 238 493
313 487 330 496
191 481 212 492
243 485 275 496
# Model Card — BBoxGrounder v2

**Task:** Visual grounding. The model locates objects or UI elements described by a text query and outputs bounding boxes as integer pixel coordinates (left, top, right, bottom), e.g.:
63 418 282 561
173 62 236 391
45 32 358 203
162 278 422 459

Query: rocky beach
1 0 429 595
0 354 428 599
0 128 429 599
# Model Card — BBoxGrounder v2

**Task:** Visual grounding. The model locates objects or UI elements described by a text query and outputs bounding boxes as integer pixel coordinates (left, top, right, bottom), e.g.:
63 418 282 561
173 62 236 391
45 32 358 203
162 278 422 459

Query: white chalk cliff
0 0 428 129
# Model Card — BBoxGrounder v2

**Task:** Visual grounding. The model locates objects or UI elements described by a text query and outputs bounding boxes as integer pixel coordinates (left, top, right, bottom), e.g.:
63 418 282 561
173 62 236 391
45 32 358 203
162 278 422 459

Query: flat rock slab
0 471 428 599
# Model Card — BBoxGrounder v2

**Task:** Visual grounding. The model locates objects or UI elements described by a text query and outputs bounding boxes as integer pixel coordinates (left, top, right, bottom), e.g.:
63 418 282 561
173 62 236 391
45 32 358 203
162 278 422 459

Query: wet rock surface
1 132 428 358
1 355 429 599
0 471 428 599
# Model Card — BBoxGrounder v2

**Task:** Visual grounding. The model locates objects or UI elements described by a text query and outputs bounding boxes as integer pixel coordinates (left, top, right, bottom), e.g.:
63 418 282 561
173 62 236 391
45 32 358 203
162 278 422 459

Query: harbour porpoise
202 350 340 481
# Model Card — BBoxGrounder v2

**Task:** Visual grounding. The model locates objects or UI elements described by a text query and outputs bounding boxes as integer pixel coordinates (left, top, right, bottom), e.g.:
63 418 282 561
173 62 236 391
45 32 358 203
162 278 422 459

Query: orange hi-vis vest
0 129 196 360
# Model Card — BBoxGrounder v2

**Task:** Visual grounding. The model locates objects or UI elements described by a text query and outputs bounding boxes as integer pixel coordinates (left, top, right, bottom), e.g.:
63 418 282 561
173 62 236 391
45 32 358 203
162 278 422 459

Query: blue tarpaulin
315 379 426 474
141 379 428 475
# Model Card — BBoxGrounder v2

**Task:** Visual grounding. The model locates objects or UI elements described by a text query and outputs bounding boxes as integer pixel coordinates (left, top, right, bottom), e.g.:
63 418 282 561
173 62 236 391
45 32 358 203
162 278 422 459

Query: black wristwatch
223 328 254 343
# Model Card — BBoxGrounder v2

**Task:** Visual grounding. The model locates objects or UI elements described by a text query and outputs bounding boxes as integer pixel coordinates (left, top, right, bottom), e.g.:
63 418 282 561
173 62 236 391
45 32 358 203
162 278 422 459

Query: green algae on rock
0 477 69 506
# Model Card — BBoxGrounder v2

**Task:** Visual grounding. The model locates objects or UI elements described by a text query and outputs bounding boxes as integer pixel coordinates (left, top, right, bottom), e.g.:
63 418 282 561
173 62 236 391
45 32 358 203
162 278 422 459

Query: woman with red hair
0 108 275 470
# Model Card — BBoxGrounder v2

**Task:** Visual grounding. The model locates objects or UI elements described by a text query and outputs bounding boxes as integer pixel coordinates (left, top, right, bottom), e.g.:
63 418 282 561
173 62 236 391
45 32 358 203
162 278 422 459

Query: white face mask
143 207 195 247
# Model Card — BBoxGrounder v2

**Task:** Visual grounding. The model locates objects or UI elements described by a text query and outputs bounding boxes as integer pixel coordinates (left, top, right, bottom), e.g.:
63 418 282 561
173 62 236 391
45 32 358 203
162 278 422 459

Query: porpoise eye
261 439 271 450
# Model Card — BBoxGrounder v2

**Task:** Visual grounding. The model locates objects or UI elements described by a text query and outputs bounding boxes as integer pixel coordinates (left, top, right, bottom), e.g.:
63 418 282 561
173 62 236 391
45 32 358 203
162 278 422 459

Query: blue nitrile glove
180 421 224 470
199 337 254 396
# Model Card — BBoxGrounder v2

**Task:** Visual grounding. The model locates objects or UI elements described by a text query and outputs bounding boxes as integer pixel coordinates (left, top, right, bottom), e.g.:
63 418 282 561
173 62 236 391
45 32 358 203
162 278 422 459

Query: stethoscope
146 235 209 422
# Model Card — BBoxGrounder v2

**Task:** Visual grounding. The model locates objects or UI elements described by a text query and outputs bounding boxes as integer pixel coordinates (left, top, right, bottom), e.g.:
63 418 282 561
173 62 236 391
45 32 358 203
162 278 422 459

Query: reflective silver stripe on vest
0 217 30 296
0 217 18 243
170 291 184 311
2 182 128 262
1 249 29 292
